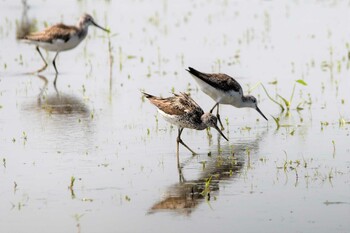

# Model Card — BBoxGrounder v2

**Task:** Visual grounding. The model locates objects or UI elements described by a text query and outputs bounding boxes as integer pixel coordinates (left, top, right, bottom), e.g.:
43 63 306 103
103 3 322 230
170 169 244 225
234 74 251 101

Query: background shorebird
186 67 268 129
21 13 109 77
142 92 228 157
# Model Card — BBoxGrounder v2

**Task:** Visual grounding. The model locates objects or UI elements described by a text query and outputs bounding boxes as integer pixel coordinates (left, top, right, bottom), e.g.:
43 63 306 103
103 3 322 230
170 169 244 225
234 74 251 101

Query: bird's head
242 95 268 121
78 13 109 32
201 113 228 141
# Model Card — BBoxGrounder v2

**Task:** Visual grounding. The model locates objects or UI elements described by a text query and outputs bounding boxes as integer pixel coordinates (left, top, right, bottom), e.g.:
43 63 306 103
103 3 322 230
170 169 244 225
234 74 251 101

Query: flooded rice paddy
0 0 350 232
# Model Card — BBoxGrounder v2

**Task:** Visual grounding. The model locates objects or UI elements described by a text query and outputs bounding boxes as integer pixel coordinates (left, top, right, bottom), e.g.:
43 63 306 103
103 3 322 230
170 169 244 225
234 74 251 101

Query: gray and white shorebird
21 13 109 75
186 67 268 129
142 92 228 155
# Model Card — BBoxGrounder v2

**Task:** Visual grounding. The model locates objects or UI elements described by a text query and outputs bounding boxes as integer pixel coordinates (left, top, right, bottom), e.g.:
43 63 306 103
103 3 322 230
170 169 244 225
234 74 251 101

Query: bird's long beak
92 21 109 32
256 106 268 121
213 125 229 141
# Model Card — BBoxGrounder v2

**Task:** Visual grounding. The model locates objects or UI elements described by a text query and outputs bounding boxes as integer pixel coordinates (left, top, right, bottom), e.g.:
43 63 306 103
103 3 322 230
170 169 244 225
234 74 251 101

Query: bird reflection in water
37 74 89 115
149 152 244 215
149 132 266 215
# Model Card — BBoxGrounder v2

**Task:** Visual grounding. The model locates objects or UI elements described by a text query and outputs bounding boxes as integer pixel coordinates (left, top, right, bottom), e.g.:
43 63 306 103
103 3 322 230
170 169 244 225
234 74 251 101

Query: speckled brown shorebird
21 13 109 76
142 92 228 155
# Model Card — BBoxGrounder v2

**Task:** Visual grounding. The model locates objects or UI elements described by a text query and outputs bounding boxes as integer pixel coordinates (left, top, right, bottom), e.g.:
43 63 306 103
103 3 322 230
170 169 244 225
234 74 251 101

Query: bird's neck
199 115 210 130
77 20 90 31
199 122 208 130
239 95 250 108
76 24 89 39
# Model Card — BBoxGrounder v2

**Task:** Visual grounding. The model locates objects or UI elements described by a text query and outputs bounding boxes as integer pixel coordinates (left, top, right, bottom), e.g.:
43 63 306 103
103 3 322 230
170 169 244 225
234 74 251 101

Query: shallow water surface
0 1 349 233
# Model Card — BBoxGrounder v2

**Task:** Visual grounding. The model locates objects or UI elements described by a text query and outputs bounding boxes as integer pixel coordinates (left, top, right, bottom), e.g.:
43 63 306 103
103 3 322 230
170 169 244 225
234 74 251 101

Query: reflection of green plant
201 176 213 199
261 80 307 112
339 117 350 126
69 176 75 189
271 115 294 130
69 176 76 199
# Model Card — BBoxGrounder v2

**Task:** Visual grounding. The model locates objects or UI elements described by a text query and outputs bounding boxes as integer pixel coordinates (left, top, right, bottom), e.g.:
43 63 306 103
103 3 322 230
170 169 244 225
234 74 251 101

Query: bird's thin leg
216 104 225 130
53 73 60 98
210 103 219 113
35 46 48 73
36 75 48 105
177 165 185 183
52 52 59 74
53 73 59 88
177 128 197 155
176 128 181 167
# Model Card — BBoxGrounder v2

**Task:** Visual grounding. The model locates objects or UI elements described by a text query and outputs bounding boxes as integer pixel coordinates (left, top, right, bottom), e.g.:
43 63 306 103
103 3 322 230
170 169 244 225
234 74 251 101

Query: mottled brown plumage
24 24 79 43
21 13 109 76
144 92 203 118
143 92 228 155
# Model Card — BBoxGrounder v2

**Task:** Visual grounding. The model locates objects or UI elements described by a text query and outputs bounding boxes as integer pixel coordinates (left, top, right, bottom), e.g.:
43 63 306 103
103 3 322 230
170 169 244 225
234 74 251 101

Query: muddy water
0 1 349 233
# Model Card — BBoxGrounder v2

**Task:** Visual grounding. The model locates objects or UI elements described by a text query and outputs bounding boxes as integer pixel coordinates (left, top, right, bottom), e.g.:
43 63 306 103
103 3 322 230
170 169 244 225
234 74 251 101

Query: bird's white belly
192 76 241 106
158 110 198 129
159 110 179 125
38 36 81 52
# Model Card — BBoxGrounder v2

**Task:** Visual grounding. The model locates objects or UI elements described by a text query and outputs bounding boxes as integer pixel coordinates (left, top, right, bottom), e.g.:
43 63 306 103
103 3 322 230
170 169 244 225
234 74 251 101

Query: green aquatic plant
206 127 213 140
82 198 93 202
119 46 123 71
147 66 152 78
260 79 307 113
228 169 233 176
320 121 329 131
225 117 229 127
338 117 350 126
69 176 76 199
290 129 295 136
82 85 86 95
260 83 284 111
69 176 75 190
201 175 213 200
22 131 27 141
186 82 192 92
200 161 207 170
241 126 251 132
73 213 84 222
246 148 251 169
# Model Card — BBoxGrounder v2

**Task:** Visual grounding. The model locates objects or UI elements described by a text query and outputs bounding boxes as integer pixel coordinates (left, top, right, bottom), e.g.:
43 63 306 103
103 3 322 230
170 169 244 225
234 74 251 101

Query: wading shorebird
186 67 268 129
142 92 228 155
21 13 109 76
